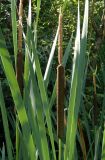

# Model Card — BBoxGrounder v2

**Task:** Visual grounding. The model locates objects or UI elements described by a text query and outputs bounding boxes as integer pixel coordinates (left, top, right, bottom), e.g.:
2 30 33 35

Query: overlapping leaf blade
0 28 36 160
64 0 89 159
0 83 13 160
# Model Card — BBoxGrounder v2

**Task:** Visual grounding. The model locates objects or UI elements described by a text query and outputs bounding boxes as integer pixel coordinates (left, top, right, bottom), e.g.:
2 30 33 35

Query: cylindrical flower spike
57 64 65 139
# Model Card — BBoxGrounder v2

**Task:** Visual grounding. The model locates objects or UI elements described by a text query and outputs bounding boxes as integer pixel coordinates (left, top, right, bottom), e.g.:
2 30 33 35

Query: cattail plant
57 9 65 139
0 0 95 160
16 1 24 160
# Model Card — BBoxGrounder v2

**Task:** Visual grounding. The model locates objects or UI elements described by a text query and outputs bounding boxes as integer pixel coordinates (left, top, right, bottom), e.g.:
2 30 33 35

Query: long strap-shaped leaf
27 28 56 160
64 0 89 159
0 82 13 160
23 0 52 159
101 125 105 160
24 0 56 155
44 26 59 88
24 77 44 160
0 28 36 160
16 0 24 95
64 3 80 159
24 0 32 90
24 38 50 159
28 55 51 160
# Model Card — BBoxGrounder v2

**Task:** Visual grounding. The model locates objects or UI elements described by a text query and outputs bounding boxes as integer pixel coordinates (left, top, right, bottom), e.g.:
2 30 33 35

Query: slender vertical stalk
93 71 99 126
16 0 24 95
58 9 63 65
57 9 65 139
16 1 24 160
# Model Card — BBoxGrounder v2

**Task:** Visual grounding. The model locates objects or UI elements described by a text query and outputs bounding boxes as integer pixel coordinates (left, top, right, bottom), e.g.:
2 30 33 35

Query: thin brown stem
78 119 87 160
93 73 99 125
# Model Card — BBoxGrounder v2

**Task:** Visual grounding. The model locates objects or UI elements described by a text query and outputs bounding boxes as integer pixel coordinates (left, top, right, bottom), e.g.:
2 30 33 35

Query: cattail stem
58 9 63 64
93 73 99 125
78 119 87 160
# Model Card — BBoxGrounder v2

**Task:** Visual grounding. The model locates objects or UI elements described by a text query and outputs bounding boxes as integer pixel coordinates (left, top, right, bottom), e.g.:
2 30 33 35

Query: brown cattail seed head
57 64 65 139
